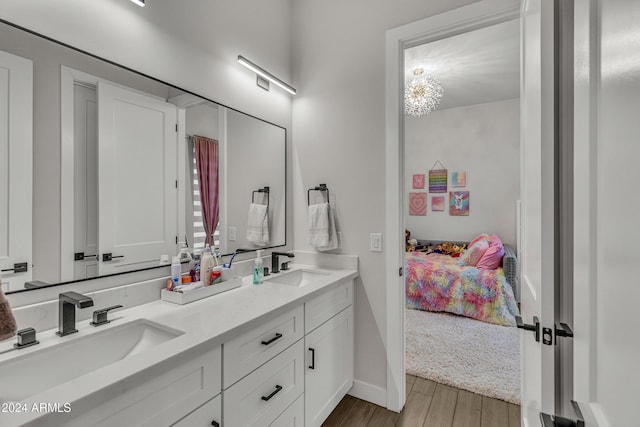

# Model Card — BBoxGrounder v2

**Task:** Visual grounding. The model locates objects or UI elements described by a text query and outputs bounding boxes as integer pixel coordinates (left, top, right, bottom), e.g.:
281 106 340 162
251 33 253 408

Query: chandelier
404 68 444 117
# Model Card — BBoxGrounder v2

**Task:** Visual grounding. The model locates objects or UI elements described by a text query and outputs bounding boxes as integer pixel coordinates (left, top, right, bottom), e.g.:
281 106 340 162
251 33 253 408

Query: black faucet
271 252 295 274
56 291 94 337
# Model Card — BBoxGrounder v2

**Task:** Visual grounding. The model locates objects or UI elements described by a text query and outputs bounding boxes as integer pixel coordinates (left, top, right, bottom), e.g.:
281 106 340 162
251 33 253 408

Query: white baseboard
348 380 387 408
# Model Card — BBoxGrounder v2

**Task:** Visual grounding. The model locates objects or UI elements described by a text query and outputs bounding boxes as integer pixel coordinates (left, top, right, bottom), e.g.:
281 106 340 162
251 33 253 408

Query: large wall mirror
0 20 286 294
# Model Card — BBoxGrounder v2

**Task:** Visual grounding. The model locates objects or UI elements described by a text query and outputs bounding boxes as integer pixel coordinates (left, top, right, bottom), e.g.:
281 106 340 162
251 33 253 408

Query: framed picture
452 171 466 187
409 192 427 216
428 169 447 193
412 174 425 189
449 191 470 216
431 196 445 211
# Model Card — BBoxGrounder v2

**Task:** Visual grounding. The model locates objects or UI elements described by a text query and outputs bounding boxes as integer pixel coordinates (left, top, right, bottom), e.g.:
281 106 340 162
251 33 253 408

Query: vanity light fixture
237 55 296 95
130 0 145 7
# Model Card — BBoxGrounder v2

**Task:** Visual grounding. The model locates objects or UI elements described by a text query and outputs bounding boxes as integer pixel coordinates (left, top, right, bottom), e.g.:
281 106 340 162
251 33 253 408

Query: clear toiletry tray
161 277 242 305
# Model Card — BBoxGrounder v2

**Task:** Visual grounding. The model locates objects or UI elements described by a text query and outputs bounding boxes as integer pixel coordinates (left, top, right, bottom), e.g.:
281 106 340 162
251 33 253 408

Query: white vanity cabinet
222 278 354 427
304 280 354 427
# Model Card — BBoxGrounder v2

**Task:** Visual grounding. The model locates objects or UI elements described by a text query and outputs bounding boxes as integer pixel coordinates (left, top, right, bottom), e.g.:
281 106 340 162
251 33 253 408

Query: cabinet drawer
63 343 221 427
270 394 304 427
223 304 303 388
171 394 221 427
305 280 353 333
224 339 304 427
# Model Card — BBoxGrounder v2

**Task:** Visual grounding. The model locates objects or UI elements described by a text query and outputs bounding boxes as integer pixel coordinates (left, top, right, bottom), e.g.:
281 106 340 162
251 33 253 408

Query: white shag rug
405 308 521 404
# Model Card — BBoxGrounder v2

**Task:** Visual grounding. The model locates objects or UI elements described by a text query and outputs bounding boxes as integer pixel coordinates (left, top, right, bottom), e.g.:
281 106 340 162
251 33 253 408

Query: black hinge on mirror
516 315 540 342
540 401 587 427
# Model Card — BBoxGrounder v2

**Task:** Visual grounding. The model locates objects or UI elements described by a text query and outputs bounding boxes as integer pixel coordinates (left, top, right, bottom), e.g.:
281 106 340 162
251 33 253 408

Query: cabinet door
171 394 221 427
305 305 354 427
0 50 32 292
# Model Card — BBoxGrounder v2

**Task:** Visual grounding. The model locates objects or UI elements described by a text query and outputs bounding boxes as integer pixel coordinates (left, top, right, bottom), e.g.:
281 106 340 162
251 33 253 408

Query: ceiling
404 19 520 111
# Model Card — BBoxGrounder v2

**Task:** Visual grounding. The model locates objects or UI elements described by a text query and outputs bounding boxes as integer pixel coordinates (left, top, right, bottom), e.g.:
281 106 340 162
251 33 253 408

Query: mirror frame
1 18 288 295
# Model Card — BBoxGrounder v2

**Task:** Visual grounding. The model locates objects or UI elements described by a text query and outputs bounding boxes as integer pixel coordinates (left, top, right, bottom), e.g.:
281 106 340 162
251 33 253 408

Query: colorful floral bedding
405 252 520 326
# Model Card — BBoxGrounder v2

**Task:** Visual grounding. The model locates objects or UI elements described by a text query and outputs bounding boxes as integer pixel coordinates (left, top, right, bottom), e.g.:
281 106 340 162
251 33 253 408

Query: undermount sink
0 319 184 403
268 269 332 287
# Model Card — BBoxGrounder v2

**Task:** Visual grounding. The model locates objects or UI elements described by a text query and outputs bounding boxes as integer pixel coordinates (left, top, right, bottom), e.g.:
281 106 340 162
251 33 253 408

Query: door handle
102 253 124 262
1 262 28 273
74 252 97 261
516 315 540 342
555 322 574 341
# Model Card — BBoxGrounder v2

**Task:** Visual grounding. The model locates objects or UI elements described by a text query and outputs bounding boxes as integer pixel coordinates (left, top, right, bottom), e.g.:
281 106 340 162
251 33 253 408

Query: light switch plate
370 233 382 252
228 226 237 241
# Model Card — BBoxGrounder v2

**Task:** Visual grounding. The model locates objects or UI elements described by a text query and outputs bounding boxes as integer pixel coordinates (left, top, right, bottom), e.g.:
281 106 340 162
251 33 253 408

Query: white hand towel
317 203 339 252
246 203 269 246
308 202 330 246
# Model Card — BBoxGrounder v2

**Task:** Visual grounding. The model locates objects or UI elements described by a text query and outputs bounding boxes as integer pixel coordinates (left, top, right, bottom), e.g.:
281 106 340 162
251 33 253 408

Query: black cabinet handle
261 385 283 401
261 333 283 346
211 421 220 427
1 262 28 273
309 348 315 370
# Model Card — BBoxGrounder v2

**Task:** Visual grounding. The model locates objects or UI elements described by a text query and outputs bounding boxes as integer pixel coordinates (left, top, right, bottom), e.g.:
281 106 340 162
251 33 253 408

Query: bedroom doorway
402 17 522 407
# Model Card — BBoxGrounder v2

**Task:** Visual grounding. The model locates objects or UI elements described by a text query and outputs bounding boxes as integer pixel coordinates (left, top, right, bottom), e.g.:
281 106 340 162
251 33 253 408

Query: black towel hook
252 186 270 207
307 184 330 206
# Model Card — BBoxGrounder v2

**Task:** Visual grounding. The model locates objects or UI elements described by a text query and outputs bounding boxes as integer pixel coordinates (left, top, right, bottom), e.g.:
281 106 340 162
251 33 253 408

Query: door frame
384 0 520 411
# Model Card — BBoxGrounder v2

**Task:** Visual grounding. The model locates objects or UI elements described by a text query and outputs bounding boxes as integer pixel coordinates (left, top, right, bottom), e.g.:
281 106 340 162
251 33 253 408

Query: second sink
267 269 331 287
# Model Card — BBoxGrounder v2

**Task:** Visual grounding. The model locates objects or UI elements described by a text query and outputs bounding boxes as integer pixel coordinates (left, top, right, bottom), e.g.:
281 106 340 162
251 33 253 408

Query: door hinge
399 266 403 277
176 236 178 244
175 123 178 132
540 401 587 427
175 179 178 188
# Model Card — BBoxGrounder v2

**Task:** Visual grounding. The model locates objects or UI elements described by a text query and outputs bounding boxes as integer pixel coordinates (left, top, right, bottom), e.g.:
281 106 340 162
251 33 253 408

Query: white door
0 50 32 292
73 83 99 280
572 1 640 425
97 81 178 275
520 0 557 424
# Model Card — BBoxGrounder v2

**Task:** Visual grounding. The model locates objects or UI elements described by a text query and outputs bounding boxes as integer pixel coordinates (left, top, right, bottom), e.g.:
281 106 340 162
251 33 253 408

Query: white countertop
0 264 358 426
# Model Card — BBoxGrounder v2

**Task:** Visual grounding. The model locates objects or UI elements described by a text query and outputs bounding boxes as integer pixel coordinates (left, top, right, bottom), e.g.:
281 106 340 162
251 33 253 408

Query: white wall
291 0 476 402
404 99 520 247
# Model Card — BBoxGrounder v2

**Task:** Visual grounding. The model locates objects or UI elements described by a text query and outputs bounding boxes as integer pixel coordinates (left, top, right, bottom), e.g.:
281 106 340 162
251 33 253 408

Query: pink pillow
459 239 489 266
477 235 505 270
468 233 490 249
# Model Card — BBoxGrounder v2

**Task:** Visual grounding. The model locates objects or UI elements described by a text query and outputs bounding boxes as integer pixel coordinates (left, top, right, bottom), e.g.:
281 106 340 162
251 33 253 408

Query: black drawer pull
309 348 315 370
261 333 283 346
261 385 283 402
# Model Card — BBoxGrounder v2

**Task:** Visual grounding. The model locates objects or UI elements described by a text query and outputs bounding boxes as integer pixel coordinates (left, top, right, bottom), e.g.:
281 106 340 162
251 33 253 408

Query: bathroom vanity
0 261 357 427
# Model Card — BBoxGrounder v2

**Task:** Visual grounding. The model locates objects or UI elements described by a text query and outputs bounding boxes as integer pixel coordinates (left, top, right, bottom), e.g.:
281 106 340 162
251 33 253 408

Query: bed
405 239 520 327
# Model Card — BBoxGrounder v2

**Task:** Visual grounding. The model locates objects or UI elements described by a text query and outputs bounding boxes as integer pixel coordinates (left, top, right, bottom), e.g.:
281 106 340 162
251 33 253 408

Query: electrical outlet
370 233 382 252
228 226 237 241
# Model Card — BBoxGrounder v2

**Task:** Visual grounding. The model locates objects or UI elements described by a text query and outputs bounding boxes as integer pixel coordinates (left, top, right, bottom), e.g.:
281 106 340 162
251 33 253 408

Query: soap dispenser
253 250 264 285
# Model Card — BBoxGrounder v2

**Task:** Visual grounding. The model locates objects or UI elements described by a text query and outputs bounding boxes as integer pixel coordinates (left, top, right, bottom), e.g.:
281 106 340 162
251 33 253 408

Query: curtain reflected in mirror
193 135 220 249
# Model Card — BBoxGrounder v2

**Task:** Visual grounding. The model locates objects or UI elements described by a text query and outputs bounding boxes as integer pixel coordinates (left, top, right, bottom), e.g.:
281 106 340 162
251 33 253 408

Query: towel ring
252 186 270 207
307 184 329 206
